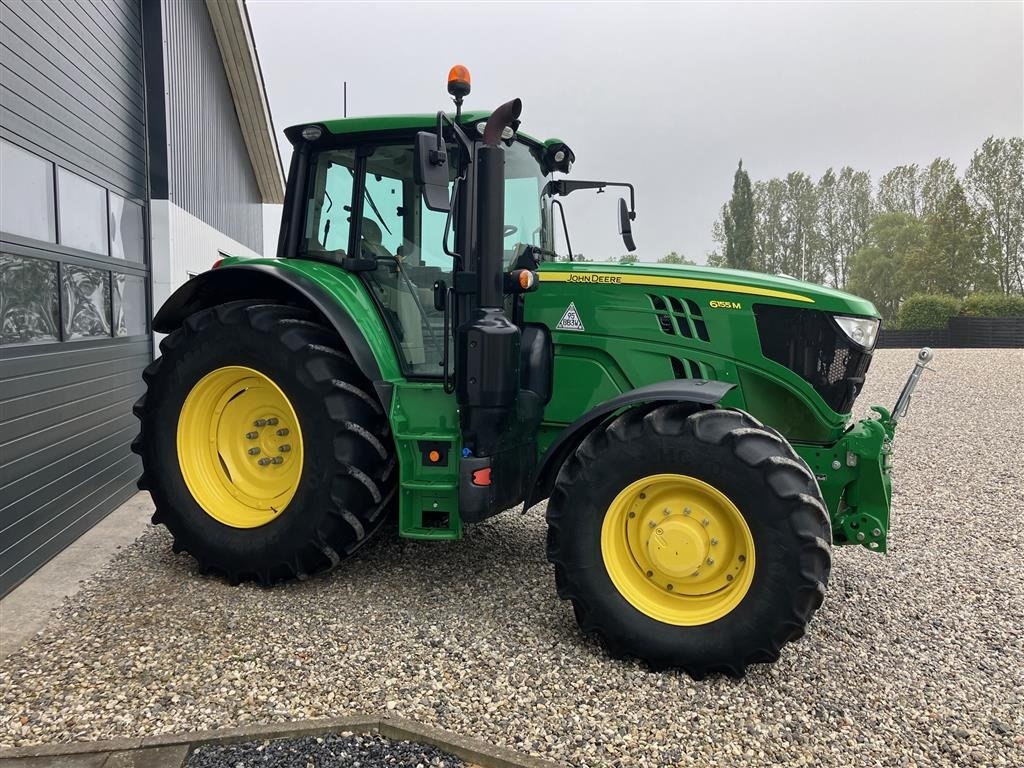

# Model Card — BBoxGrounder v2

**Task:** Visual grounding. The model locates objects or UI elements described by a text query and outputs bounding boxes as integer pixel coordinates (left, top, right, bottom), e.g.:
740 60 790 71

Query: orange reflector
472 467 491 486
428 450 441 463
518 270 536 290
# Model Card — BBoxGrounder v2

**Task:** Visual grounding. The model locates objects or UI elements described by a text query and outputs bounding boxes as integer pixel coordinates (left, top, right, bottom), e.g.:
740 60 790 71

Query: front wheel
546 404 831 677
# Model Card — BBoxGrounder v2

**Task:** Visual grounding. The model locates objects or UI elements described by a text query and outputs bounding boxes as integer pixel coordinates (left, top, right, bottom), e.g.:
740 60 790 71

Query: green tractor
134 69 929 676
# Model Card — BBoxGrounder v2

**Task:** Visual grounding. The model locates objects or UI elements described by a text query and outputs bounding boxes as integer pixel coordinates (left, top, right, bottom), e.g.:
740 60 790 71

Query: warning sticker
556 302 585 332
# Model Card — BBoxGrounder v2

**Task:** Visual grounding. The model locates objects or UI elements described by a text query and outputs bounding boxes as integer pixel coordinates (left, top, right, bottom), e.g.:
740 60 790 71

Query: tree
965 136 1024 294
724 161 756 270
835 167 873 288
906 180 991 297
920 158 957 218
780 171 820 282
877 164 922 216
657 251 694 265
847 213 927 322
752 179 786 274
618 253 638 265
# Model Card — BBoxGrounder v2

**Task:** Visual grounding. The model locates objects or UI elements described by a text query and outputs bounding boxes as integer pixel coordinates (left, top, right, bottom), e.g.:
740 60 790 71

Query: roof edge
205 0 285 204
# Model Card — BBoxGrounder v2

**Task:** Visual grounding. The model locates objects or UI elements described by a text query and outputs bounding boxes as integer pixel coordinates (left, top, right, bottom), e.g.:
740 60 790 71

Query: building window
62 264 111 339
0 140 56 243
57 168 109 255
113 273 147 336
0 254 60 344
109 193 145 262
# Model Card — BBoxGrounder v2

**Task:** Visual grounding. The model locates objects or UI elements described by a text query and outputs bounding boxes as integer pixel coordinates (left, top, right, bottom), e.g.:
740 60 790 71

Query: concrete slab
0 492 154 660
102 745 190 768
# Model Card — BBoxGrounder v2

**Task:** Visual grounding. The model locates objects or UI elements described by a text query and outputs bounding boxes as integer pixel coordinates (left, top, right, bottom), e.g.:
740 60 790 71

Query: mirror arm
544 179 637 218
551 200 574 262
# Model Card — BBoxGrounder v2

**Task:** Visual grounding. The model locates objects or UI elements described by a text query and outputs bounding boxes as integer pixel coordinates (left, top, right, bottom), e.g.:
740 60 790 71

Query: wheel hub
646 517 707 577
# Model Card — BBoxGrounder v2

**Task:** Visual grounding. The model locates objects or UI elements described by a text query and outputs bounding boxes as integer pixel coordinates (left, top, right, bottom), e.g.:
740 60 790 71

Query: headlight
834 315 880 350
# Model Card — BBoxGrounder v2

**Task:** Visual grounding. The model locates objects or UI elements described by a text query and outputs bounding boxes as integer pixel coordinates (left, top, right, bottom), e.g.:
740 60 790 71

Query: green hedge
897 294 961 330
959 293 1024 317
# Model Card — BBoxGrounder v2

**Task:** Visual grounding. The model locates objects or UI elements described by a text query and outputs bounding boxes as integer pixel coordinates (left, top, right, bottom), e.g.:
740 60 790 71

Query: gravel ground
186 732 468 768
2 349 1022 767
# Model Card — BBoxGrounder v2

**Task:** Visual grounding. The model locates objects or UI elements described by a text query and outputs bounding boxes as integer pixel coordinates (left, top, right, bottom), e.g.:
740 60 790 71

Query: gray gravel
186 732 467 768
2 349 1022 767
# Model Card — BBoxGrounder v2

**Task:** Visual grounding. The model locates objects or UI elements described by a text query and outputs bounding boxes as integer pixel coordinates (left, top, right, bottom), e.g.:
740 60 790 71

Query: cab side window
304 149 356 256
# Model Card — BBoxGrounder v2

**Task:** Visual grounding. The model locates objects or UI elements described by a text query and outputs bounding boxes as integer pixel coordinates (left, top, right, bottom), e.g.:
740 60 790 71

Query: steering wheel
503 224 518 238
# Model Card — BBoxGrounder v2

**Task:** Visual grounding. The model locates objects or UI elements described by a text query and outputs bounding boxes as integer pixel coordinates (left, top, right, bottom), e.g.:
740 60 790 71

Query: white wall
149 199 263 354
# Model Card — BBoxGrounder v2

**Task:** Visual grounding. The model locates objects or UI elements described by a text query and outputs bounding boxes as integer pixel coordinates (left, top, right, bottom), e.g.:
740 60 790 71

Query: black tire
132 301 395 584
546 404 831 677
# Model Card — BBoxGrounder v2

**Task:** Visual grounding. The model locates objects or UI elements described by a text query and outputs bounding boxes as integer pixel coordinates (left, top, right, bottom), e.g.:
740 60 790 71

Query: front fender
524 379 735 509
153 259 402 386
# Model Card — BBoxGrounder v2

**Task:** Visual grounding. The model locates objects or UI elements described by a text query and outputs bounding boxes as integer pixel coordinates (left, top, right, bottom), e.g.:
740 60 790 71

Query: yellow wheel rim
601 473 755 625
177 366 304 528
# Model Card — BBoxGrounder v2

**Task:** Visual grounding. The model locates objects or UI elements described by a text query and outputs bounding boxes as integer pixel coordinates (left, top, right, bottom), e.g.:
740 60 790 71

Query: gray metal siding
163 0 263 252
0 0 148 199
0 338 148 595
0 0 150 596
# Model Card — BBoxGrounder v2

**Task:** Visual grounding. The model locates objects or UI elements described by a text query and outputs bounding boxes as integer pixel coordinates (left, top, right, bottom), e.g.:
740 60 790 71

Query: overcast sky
248 1 1023 263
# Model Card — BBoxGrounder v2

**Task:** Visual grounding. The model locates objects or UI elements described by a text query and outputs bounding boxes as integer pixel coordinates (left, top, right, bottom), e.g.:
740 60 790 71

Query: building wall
162 0 263 253
0 0 150 595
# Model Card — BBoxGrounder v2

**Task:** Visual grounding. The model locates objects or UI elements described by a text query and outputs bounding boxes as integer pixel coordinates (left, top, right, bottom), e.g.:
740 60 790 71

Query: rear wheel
133 301 395 583
546 404 831 677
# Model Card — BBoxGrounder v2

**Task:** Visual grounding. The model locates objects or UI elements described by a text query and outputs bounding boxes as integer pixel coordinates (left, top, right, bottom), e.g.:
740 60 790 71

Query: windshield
503 141 552 267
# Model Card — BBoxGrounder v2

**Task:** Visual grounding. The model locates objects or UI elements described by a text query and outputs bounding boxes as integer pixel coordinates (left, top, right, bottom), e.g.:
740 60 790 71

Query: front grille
754 304 872 414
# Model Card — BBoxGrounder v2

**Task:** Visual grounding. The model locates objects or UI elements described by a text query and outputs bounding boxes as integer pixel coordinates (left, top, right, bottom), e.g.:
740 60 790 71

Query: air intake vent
670 356 716 380
647 294 710 341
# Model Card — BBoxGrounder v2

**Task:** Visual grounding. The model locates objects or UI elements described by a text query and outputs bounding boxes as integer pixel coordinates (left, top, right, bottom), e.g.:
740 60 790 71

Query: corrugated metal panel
163 0 263 253
0 0 148 199
0 337 149 595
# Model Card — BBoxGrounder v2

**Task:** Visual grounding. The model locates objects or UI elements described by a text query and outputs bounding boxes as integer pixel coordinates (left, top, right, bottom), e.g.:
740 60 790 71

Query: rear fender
524 379 735 509
153 261 402 393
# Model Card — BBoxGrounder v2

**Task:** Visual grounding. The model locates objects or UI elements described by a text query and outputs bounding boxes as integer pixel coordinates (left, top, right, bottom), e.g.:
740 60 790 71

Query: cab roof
285 111 544 146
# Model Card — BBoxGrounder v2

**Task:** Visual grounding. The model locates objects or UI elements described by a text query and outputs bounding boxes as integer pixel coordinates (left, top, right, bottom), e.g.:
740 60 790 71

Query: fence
877 316 1024 348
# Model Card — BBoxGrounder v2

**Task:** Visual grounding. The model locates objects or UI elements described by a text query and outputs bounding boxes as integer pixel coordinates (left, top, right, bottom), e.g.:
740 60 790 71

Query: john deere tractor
134 68 929 676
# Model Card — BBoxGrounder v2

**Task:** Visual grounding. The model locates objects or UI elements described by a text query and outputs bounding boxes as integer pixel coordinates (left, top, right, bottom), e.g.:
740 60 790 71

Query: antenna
343 81 347 118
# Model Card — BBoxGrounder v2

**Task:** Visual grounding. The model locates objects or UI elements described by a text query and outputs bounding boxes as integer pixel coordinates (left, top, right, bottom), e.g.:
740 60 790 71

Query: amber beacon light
447 65 471 99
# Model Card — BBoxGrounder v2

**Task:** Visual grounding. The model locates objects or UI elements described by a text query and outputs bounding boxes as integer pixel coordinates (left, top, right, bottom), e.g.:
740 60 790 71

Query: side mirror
618 197 636 252
414 131 451 212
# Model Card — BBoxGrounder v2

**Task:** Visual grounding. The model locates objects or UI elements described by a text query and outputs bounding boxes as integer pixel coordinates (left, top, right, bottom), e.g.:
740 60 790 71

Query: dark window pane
109 193 145 262
0 254 60 345
0 141 56 242
57 168 108 254
113 273 147 336
62 264 111 339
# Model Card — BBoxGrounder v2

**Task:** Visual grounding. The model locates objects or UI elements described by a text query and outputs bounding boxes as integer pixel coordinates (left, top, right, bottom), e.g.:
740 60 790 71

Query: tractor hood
537 261 879 317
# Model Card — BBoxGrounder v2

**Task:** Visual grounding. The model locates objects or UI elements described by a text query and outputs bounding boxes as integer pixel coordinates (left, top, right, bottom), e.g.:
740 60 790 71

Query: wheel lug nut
271 456 284 464
648 521 657 529
258 457 272 466
706 557 715 565
710 537 719 546
254 419 268 427
701 518 710 527
639 492 646 499
683 507 691 516
247 447 261 456
279 444 291 452
738 554 746 562
628 511 636 519
726 574 734 582
666 584 673 591
663 509 670 517
266 417 279 426
872 528 881 537
245 431 258 440
691 570 700 577
646 570 653 578
277 428 289 437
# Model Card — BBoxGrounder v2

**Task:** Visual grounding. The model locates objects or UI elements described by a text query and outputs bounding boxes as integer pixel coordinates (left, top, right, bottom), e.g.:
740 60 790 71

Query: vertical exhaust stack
456 99 523 458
